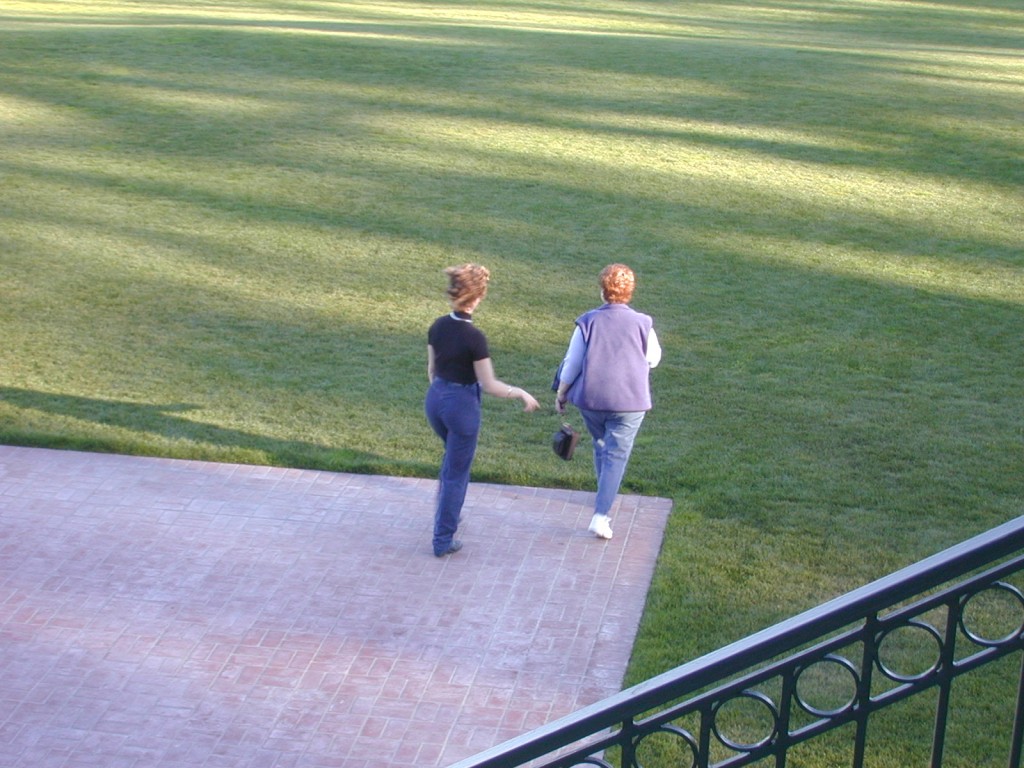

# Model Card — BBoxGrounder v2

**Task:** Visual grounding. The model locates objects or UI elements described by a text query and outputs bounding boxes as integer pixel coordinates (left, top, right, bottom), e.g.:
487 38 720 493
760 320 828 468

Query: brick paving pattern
0 446 671 768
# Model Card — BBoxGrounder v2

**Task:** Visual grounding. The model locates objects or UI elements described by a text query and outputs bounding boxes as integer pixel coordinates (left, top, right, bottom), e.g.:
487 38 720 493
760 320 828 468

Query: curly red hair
445 263 490 311
600 263 636 304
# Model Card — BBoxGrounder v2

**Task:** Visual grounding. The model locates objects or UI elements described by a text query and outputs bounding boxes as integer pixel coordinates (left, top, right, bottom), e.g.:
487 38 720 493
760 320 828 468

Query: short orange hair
600 263 635 304
445 263 490 311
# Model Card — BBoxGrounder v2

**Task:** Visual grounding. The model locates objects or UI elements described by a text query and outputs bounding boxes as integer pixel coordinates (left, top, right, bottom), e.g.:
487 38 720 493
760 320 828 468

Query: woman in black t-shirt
425 264 539 557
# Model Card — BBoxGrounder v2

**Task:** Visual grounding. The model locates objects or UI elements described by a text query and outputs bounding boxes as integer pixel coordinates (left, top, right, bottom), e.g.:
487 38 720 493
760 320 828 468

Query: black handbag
552 423 580 461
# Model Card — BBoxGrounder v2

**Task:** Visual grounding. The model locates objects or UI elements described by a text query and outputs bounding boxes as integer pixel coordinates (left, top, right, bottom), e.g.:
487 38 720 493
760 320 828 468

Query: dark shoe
434 540 463 557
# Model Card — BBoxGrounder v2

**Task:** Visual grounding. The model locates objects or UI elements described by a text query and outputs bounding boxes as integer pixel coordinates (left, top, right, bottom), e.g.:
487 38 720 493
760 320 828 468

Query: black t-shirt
428 313 490 384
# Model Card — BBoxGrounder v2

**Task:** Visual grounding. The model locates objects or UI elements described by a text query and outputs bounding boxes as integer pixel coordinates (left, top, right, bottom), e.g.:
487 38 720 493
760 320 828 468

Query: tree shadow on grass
0 385 432 476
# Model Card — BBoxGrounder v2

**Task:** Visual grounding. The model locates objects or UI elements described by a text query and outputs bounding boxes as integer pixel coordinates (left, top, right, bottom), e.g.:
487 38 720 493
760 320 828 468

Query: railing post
697 701 714 768
775 668 797 768
1011 652 1024 768
619 717 638 768
930 596 961 768
852 613 880 768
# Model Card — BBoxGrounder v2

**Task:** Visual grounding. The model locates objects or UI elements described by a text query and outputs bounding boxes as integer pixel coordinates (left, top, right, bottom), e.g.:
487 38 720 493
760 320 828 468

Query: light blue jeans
579 409 646 517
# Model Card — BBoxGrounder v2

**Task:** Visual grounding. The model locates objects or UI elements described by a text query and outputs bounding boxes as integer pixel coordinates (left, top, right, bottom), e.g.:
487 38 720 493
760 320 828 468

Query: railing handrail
449 514 1024 768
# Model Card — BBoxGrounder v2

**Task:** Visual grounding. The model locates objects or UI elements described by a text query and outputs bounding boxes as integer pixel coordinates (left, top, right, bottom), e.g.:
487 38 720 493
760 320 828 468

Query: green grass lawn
2 0 1023 763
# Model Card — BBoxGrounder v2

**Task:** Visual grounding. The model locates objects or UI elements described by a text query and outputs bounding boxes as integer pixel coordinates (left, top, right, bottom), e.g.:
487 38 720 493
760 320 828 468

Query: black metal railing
450 515 1024 768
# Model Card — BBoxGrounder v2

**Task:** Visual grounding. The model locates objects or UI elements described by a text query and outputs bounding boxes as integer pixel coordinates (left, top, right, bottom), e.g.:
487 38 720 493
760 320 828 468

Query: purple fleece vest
569 303 653 412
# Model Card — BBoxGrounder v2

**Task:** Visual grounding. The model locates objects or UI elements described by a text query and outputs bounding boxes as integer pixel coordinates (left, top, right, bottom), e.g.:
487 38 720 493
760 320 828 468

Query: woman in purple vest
426 264 540 557
554 264 662 540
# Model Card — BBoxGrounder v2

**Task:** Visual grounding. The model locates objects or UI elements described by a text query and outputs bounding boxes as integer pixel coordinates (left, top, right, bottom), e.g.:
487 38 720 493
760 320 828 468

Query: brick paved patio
0 445 671 768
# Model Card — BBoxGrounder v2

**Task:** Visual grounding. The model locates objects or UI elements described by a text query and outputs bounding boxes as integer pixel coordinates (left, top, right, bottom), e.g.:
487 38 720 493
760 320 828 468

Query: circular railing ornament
711 690 779 752
568 757 615 768
633 724 698 768
795 654 860 718
959 582 1024 648
875 619 944 683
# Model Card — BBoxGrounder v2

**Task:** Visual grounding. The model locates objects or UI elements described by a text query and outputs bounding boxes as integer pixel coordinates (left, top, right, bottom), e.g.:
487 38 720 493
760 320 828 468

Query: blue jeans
579 409 646 517
425 379 481 555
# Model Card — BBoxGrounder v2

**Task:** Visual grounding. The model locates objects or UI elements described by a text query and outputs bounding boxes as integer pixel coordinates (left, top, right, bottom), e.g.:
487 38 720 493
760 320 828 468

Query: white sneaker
588 514 613 540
